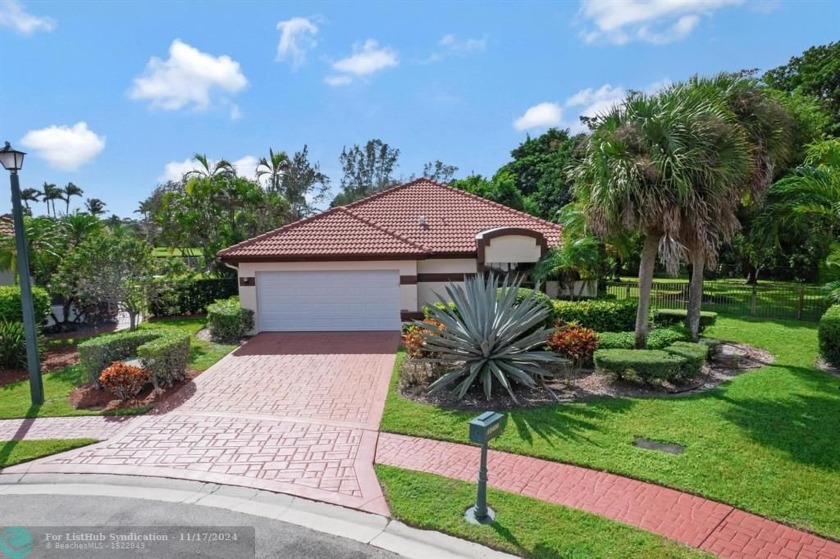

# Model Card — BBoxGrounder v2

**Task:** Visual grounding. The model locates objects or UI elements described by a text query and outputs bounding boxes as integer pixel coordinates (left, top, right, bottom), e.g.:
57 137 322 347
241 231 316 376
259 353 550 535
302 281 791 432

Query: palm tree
62 182 84 214
677 74 792 339
20 188 41 211
571 88 750 348
42 182 62 217
63 212 103 246
186 153 235 179
85 197 106 216
256 148 290 193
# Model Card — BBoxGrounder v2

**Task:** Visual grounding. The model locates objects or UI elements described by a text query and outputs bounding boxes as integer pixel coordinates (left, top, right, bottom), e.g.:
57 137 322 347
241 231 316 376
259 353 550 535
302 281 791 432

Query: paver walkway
376 433 840 559
2 332 399 515
0 416 138 441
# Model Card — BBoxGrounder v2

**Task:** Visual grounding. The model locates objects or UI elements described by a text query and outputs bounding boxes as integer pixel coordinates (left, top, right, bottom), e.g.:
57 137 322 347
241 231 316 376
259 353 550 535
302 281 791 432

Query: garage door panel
257 270 400 332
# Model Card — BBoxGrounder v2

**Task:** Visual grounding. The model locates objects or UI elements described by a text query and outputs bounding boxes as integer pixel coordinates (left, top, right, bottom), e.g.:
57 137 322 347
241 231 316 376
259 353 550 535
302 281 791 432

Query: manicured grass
380 315 840 539
0 316 234 419
0 439 96 468
376 465 708 558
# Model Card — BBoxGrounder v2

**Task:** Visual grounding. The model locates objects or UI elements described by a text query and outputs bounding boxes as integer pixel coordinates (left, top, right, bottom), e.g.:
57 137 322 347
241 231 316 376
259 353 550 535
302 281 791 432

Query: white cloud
276 17 318 68
160 155 260 183
129 39 248 112
563 80 672 131
425 34 487 63
324 75 353 87
229 104 242 120
328 39 397 85
20 122 105 171
0 0 55 35
579 0 743 44
513 103 564 132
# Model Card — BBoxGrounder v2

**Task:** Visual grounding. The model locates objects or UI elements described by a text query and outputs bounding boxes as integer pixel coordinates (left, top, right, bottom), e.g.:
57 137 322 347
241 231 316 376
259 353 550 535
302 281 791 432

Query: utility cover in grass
634 437 684 454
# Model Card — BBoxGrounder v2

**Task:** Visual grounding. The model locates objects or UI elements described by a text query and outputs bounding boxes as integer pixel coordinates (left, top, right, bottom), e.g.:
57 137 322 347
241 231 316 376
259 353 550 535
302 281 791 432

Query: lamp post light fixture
465 411 504 525
0 141 44 405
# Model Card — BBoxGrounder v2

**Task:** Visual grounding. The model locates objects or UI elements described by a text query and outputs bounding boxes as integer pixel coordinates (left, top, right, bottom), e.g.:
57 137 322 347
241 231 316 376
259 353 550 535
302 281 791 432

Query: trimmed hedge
149 276 237 317
422 301 459 319
654 309 718 331
498 287 554 324
206 297 254 342
597 331 634 350
137 330 190 390
646 325 692 349
79 330 159 387
552 299 637 332
818 305 840 367
0 285 51 324
78 329 190 389
664 341 709 377
594 349 686 383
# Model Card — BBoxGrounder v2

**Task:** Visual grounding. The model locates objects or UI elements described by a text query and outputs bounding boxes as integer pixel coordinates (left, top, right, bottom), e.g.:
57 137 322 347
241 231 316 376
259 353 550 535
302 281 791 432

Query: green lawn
377 466 708 559
380 316 840 539
0 316 235 419
0 439 96 468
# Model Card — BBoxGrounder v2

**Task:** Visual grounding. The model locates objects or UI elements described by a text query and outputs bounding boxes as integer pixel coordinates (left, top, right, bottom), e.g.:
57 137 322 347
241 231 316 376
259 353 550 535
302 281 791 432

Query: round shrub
547 322 600 370
137 331 190 390
498 287 554 317
593 348 687 384
551 299 637 332
0 285 51 325
99 362 150 400
818 305 840 367
422 301 459 319
207 297 254 342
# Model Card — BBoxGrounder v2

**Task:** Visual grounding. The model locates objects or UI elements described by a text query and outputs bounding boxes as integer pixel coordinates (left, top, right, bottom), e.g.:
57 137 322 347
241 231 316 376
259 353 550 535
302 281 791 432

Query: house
0 216 14 285
218 179 563 333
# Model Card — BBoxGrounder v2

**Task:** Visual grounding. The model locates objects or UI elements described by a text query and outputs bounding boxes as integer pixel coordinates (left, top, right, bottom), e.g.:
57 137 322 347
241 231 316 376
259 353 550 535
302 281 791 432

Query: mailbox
469 411 504 445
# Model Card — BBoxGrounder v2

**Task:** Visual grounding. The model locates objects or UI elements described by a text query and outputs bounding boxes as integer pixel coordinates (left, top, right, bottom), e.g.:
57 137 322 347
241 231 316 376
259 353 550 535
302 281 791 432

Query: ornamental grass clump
420 274 568 401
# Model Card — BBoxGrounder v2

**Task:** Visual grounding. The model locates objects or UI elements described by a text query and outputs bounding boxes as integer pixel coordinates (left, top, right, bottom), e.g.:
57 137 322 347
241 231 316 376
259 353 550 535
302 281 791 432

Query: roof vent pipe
418 215 426 226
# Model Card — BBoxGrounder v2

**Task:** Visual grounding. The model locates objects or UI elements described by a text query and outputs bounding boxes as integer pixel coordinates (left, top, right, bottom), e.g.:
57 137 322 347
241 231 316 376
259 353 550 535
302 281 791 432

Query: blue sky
1 0 838 218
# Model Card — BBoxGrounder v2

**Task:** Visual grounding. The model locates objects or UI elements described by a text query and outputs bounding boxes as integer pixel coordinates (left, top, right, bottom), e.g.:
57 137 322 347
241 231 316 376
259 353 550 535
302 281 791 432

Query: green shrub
137 331 190 390
0 321 44 369
593 349 686 384
551 299 637 332
206 297 254 342
149 276 237 317
594 331 635 350
646 325 692 349
654 309 718 331
0 285 51 325
664 341 709 378
78 330 160 387
818 305 840 366
498 287 554 325
422 301 459 319
699 337 723 358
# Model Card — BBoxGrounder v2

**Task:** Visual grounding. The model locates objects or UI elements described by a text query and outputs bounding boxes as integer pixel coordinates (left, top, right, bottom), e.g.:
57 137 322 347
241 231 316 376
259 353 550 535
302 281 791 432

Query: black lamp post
0 142 44 405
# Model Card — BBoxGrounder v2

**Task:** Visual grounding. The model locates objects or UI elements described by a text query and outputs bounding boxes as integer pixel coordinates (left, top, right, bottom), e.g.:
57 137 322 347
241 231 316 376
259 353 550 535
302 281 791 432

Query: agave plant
420 274 568 401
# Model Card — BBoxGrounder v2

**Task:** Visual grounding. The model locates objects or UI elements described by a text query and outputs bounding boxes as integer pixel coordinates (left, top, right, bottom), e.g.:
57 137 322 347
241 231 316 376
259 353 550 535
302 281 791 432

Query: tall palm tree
20 188 41 211
571 88 750 348
256 148 290 193
186 153 235 179
42 182 62 217
62 182 84 214
85 197 106 216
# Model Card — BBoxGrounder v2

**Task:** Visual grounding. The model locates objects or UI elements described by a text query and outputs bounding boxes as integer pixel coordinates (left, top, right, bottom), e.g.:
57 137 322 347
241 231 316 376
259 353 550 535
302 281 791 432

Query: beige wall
418 281 465 307
483 235 542 264
237 260 418 331
417 259 477 274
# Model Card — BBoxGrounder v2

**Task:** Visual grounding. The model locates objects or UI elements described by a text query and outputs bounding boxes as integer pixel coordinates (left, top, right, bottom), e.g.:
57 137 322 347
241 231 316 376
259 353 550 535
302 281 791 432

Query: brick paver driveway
5 332 399 515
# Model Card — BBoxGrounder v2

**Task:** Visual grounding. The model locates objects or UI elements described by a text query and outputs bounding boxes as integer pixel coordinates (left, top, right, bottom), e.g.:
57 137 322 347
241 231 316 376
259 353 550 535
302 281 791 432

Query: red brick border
375 434 840 559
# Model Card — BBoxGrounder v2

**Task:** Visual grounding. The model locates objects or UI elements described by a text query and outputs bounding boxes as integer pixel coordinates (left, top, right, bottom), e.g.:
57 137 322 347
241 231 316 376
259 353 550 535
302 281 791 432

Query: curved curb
0 473 514 559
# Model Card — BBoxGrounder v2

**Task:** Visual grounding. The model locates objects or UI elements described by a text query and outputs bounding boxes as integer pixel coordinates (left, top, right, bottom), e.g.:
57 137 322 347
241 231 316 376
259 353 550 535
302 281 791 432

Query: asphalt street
0 494 400 559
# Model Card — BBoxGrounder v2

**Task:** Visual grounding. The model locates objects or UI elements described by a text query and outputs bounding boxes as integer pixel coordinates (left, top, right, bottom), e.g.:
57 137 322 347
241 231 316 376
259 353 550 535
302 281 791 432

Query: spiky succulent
420 274 568 401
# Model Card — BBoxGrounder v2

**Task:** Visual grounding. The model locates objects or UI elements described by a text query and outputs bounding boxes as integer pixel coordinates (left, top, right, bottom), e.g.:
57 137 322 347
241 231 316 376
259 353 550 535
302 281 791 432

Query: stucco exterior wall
418 281 464 307
483 235 542 264
417 259 477 274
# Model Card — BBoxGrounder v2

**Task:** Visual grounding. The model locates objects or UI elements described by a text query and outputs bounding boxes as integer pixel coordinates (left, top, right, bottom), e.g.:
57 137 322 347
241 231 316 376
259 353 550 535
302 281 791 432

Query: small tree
54 233 159 330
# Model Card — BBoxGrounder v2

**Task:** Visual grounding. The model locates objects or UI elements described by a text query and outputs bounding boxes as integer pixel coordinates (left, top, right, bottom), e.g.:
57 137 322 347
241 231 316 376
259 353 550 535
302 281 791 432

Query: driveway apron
3 332 399 515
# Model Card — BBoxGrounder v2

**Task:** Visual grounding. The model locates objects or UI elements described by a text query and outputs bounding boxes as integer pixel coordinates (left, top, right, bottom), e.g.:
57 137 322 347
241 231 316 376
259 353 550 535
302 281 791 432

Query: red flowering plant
547 321 600 372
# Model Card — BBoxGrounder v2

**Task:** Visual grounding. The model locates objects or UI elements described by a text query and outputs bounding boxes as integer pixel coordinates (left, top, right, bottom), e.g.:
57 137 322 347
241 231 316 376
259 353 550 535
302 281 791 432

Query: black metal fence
605 280 830 321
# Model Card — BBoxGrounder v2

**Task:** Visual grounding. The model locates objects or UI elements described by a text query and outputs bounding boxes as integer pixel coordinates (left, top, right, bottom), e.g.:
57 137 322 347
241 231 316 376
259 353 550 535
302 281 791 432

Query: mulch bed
68 369 202 414
399 342 775 411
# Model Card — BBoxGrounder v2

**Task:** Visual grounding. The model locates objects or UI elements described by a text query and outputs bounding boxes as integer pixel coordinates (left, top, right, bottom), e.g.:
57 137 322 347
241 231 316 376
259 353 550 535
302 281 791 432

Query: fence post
797 284 805 320
625 284 631 300
750 284 757 316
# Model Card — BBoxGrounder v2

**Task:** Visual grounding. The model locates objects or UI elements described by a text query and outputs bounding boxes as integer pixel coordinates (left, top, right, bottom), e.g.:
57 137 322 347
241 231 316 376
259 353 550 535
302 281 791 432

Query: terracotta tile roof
0 216 12 238
219 179 563 261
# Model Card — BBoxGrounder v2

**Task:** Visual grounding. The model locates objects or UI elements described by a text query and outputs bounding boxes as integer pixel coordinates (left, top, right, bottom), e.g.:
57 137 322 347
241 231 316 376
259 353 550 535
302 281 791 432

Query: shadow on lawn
718 365 840 470
505 398 636 448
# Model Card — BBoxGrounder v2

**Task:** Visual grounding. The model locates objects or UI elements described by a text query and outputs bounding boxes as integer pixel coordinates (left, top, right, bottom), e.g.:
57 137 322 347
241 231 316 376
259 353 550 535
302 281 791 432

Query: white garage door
256 270 401 332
